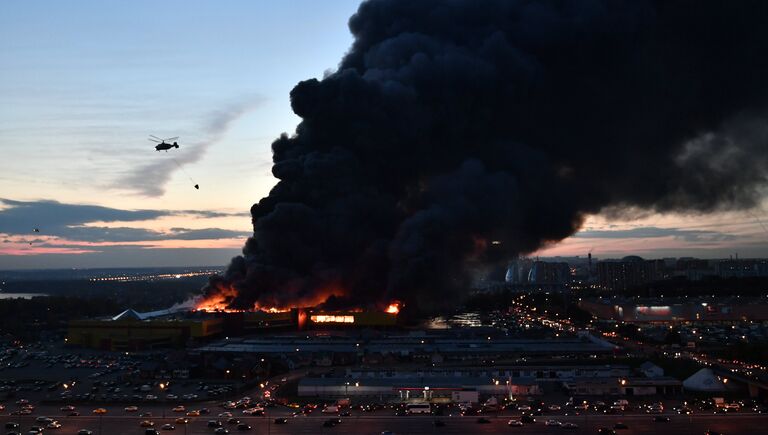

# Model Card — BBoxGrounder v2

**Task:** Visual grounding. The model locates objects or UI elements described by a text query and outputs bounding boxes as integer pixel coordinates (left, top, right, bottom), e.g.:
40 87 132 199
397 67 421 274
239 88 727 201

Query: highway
3 412 767 435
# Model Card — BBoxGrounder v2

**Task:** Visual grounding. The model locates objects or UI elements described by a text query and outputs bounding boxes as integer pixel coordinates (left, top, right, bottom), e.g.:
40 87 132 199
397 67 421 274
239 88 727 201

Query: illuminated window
310 315 355 323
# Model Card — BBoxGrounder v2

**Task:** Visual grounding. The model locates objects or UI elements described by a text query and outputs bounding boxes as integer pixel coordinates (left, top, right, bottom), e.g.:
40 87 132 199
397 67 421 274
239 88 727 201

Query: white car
508 419 523 427
124 406 138 412
517 405 531 411
322 405 339 414
545 419 561 426
548 404 561 411
47 421 62 429
242 407 264 415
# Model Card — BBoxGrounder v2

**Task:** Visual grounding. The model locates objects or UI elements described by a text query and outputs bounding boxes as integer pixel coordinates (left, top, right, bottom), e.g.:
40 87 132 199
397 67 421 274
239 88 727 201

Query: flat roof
198 337 613 354
300 376 537 388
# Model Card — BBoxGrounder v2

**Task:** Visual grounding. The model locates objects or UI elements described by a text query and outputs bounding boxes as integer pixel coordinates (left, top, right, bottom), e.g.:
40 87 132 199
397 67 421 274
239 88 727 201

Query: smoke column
206 0 768 315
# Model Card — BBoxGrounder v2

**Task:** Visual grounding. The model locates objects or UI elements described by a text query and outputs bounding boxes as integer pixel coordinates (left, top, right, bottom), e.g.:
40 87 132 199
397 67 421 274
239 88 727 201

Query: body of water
0 293 48 299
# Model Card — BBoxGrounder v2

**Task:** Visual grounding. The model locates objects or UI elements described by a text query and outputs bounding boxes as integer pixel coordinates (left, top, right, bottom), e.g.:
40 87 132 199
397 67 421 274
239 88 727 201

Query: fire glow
386 301 401 314
194 281 403 320
194 285 346 313
310 314 355 323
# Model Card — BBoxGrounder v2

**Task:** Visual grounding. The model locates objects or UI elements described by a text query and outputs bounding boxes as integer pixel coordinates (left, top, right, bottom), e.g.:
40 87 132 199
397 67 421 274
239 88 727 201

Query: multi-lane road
3 412 768 435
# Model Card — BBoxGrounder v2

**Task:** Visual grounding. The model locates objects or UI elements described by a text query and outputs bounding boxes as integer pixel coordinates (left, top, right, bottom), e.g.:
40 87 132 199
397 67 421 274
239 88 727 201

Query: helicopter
148 135 180 151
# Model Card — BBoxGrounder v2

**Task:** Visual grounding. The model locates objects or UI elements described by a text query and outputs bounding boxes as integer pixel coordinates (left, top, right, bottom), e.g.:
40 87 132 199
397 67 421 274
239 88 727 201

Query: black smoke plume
205 0 768 315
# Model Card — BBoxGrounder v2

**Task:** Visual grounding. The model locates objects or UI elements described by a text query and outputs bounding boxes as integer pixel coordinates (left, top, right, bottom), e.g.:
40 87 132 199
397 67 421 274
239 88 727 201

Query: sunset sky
1 0 767 269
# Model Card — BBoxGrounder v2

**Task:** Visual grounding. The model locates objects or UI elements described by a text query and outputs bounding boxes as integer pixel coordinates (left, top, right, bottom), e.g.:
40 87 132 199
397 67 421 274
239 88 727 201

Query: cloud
115 99 263 197
0 198 166 233
0 198 248 243
575 226 738 243
178 210 251 218
0 247 241 270
59 226 248 243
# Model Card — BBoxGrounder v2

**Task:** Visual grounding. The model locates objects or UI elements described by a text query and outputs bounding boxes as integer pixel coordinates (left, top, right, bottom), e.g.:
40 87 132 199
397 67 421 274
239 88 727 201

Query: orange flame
195 286 239 312
255 306 291 313
385 301 401 314
194 284 347 313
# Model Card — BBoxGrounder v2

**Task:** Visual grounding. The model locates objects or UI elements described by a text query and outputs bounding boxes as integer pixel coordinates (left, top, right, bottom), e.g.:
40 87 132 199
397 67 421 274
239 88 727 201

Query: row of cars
198 417 288 434
5 418 62 433
58 378 236 403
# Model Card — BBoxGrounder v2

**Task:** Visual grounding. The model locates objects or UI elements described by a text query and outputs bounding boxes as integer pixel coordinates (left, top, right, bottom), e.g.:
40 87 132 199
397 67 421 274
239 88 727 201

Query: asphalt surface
3 412 767 435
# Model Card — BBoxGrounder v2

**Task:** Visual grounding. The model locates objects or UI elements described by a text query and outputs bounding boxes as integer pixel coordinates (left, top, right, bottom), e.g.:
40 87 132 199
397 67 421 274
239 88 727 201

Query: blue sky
0 0 361 268
0 0 766 269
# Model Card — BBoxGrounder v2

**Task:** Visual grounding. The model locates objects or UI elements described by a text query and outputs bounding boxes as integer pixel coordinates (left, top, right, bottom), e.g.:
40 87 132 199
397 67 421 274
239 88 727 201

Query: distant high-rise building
717 259 768 278
674 258 713 281
505 258 534 284
527 261 570 285
596 256 665 292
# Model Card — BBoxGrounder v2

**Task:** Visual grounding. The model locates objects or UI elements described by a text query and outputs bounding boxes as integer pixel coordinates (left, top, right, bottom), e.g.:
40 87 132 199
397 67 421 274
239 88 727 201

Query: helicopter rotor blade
148 138 160 143
164 137 179 142
149 135 163 141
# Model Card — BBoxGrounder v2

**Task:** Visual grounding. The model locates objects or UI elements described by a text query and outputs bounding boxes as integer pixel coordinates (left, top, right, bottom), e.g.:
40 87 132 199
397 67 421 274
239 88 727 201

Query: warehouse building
298 376 539 400
67 309 223 351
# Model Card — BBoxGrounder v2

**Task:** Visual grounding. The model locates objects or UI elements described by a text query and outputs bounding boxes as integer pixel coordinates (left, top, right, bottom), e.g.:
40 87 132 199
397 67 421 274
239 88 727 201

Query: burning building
199 0 768 317
193 294 402 331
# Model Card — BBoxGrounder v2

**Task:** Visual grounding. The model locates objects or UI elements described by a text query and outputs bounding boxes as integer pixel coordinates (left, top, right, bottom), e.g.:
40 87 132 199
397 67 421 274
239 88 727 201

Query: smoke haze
206 0 768 315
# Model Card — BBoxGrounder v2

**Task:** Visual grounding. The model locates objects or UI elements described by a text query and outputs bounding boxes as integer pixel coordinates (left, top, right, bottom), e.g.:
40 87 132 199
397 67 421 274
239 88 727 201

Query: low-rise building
563 376 681 396
297 376 539 401
67 309 223 351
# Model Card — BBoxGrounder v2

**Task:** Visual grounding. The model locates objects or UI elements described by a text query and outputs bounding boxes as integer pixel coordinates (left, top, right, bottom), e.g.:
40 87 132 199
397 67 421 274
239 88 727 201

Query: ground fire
194 286 402 326
194 285 347 314
385 302 401 314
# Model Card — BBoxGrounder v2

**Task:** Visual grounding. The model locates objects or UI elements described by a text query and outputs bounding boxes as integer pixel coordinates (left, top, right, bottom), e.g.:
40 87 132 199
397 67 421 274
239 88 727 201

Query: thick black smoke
207 0 768 315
